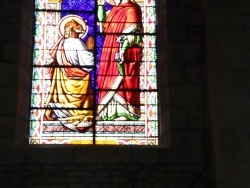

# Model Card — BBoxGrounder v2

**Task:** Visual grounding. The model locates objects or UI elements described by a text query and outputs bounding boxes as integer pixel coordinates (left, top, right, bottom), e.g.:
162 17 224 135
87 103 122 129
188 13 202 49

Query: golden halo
58 14 88 39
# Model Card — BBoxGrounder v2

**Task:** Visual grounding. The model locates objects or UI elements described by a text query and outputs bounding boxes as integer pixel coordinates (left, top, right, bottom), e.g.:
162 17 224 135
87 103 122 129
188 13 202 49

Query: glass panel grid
30 0 158 145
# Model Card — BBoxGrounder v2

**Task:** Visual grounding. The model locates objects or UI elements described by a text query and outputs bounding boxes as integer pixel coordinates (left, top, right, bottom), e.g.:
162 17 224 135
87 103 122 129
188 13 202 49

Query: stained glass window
29 0 158 145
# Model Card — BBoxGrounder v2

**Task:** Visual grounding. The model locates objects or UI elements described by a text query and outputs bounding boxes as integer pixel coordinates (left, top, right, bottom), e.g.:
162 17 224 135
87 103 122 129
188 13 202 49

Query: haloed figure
97 0 144 121
44 15 95 132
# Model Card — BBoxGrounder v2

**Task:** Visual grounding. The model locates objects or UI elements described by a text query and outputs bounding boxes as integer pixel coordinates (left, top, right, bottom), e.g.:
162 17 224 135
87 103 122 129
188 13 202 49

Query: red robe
97 1 143 120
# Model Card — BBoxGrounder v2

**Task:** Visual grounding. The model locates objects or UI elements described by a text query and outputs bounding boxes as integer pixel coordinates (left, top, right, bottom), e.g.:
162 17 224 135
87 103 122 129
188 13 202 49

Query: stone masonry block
213 69 250 97
167 42 204 62
158 58 168 84
16 87 30 118
22 0 34 8
191 10 203 25
167 7 190 26
169 84 206 107
207 0 250 8
0 137 26 163
178 0 193 7
0 2 21 23
0 116 17 137
166 0 177 6
189 108 207 129
158 27 167 45
168 62 185 83
3 40 20 63
185 62 206 83
14 116 27 140
209 27 247 69
20 24 33 47
170 108 189 129
21 2 33 28
171 131 203 162
167 27 189 42
0 86 18 115
157 42 167 62
18 64 30 90
0 63 19 85
189 26 204 42
0 24 20 40
157 0 167 10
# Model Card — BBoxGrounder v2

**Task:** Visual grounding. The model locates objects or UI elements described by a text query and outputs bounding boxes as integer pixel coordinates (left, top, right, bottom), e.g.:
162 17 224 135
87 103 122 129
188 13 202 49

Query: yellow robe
45 38 94 131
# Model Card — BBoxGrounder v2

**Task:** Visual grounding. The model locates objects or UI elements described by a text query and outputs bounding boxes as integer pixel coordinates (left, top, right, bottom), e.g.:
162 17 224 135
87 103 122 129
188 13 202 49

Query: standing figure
44 15 94 131
97 0 144 121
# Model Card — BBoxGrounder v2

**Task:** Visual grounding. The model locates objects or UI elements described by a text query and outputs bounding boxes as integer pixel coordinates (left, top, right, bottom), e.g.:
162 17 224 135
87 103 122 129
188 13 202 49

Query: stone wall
0 0 33 162
206 0 250 187
0 163 207 188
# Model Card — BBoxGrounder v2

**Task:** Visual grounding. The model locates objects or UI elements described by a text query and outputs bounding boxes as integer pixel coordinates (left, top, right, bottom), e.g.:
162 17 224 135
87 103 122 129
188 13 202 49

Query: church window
29 0 158 145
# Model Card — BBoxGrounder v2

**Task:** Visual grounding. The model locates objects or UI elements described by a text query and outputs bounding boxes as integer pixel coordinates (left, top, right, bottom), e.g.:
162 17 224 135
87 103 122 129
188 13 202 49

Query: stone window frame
4 0 169 163
29 0 168 147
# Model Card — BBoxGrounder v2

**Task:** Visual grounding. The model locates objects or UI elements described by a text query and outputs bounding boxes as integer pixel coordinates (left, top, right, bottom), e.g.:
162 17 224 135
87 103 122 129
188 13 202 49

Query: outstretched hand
97 0 105 5
118 50 125 64
86 36 95 51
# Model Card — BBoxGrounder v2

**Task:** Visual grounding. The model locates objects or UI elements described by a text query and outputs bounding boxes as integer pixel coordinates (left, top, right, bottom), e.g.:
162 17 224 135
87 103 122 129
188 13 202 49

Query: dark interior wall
0 0 33 160
205 0 250 187
2 0 249 187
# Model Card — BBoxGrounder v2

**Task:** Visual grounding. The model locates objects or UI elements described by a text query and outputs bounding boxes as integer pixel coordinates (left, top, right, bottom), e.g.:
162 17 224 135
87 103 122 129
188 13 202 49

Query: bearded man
44 15 94 132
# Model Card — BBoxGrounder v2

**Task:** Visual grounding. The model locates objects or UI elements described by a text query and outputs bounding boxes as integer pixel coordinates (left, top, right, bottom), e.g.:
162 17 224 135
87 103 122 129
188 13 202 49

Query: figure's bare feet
76 127 85 132
44 109 53 121
114 116 128 121
95 116 102 121
76 121 92 132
